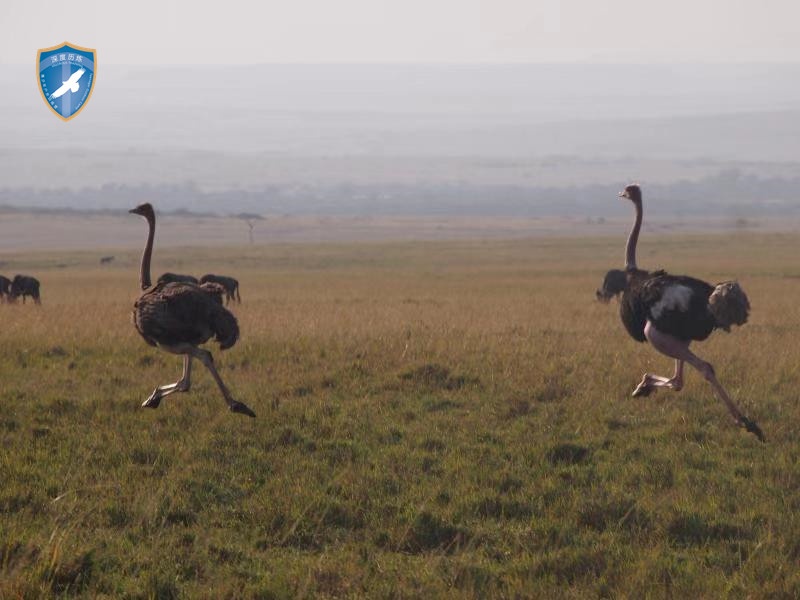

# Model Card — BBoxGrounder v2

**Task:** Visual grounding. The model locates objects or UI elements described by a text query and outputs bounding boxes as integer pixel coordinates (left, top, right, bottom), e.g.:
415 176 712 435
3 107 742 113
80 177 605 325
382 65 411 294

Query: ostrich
129 203 255 417
615 184 763 441
199 274 241 305
596 269 627 303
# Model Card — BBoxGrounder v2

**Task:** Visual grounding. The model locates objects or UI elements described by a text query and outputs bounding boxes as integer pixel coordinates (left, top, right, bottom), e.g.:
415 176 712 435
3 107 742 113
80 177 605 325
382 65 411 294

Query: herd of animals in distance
4 184 765 442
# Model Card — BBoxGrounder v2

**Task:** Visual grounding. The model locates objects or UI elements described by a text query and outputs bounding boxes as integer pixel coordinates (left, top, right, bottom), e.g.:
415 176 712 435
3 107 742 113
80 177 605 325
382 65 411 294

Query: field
1 233 800 598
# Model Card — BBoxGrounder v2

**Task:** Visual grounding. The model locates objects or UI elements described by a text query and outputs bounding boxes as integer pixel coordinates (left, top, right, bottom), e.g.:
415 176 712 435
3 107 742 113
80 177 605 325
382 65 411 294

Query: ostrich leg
142 354 193 409
190 347 256 418
643 321 764 441
632 360 684 397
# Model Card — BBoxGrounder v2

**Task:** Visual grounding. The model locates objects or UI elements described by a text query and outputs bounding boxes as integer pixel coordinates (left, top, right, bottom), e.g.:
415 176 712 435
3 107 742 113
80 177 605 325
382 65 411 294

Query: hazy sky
1 0 799 64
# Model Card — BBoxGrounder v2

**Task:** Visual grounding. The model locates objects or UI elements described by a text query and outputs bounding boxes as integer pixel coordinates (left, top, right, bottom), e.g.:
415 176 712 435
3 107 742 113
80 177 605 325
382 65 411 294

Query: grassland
1 233 799 598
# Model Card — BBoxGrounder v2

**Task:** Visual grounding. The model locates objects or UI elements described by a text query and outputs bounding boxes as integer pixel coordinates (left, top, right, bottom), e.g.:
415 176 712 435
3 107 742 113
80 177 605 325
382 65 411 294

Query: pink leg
142 354 193 409
643 321 764 441
632 358 684 397
188 346 256 418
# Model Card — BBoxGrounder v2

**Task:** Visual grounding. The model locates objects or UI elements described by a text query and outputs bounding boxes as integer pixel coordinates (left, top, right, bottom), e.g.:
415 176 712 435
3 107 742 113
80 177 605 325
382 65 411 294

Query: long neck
625 199 642 270
139 214 155 290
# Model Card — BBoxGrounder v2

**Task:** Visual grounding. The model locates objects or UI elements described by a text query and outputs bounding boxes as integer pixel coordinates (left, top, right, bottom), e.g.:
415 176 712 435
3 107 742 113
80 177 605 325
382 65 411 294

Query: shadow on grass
400 364 479 391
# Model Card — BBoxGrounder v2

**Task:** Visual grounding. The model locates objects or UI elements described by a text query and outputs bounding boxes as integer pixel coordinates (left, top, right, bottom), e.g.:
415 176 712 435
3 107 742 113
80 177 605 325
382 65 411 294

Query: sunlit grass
1 233 799 597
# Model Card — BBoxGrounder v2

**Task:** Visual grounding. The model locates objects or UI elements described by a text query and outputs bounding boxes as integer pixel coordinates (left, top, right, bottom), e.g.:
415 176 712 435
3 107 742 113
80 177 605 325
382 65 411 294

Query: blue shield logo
37 42 96 121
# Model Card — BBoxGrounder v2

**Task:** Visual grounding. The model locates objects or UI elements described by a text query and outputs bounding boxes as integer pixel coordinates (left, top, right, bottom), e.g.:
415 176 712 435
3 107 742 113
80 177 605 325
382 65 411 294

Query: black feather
597 269 627 302
619 268 649 342
133 282 239 349
620 269 717 342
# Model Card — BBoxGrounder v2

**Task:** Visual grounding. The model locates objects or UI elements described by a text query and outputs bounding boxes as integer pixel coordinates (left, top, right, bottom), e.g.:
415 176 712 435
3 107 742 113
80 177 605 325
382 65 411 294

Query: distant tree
235 212 264 245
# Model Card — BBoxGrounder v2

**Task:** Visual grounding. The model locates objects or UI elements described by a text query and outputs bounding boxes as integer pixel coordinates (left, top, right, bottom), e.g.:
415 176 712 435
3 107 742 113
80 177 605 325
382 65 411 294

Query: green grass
1 233 800 598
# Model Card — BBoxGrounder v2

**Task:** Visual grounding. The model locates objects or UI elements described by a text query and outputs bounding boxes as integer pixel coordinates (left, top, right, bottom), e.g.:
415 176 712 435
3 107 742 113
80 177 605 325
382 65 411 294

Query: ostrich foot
632 375 655 397
229 401 256 418
739 416 765 443
142 390 162 409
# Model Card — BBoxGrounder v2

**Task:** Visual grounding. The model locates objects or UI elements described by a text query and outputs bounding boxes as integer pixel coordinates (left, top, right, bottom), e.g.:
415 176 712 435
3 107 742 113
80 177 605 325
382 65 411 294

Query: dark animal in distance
614 184 762 440
100 256 115 265
9 275 41 305
0 275 11 303
129 203 255 417
596 269 627 303
199 274 241 305
157 272 198 285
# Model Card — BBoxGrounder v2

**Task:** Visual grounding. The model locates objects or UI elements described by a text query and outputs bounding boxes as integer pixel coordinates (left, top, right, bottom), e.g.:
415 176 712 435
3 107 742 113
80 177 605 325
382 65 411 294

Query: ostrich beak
618 191 629 199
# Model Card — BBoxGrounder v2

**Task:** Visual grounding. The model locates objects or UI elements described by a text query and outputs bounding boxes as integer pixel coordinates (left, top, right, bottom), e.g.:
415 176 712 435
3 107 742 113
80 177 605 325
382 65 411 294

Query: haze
1 1 799 224
3 0 800 64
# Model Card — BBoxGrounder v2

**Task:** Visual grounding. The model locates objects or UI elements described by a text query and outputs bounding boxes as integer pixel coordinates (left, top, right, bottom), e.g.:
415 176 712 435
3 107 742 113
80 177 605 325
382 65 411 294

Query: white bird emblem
48 68 86 100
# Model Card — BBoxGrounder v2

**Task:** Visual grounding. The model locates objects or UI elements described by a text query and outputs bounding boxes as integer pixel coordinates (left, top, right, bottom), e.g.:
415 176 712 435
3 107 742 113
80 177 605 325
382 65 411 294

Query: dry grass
1 233 799 598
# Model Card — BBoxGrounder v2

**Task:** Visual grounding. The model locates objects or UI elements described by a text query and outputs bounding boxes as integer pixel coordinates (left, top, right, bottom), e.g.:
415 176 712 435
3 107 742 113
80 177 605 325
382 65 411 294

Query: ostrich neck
625 200 642 270
139 214 155 290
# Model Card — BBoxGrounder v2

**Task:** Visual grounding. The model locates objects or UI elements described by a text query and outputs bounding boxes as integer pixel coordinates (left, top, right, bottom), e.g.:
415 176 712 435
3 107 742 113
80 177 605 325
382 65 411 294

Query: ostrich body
130 203 255 417
199 274 241 305
596 269 627 303
616 184 762 441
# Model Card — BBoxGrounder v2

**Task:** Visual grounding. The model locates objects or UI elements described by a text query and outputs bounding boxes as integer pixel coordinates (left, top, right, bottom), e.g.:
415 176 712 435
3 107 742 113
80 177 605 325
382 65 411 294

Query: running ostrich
129 203 255 417
615 184 763 441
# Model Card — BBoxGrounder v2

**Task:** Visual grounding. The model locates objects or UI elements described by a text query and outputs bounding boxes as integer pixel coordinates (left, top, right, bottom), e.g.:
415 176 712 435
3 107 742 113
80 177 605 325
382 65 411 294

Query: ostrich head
618 184 641 203
129 203 155 218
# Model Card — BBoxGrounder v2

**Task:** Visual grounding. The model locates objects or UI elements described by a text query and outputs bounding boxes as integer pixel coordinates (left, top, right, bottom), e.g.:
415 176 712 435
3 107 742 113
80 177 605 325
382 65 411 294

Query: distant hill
1 168 798 218
2 64 800 216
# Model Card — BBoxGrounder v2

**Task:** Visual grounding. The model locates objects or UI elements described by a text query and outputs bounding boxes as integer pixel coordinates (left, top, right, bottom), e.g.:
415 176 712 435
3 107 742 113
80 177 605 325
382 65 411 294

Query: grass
1 233 800 598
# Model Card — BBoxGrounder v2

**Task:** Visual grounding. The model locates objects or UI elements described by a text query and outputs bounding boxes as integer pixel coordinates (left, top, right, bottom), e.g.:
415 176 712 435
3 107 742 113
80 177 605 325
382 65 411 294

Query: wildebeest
0 275 11 302
157 272 198 285
596 269 627 303
199 274 241 305
100 256 115 265
9 275 41 304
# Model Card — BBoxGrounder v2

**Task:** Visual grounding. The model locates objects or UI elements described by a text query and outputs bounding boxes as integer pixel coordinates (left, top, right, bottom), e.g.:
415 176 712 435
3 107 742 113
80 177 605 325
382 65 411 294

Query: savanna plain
1 232 799 598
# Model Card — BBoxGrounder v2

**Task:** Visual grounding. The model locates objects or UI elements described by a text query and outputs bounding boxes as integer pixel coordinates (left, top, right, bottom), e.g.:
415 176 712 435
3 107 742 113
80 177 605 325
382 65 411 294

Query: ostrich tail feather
709 281 750 332
211 305 239 350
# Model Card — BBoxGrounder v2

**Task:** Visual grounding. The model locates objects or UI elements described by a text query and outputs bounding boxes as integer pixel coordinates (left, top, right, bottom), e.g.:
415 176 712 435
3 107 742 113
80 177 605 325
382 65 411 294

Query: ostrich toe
631 376 655 398
739 416 765 443
229 401 256 418
142 391 162 409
